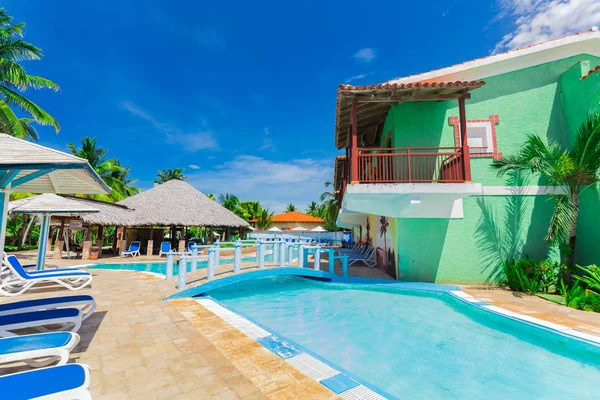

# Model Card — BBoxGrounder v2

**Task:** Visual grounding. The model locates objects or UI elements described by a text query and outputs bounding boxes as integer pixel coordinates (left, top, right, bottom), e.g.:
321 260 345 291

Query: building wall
351 54 600 283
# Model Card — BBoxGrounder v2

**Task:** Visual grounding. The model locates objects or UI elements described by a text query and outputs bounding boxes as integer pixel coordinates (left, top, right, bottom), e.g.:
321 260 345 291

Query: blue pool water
207 276 600 399
88 255 260 275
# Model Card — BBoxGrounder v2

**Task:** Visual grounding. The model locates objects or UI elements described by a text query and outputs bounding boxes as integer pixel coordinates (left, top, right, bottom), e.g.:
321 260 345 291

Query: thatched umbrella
118 180 249 228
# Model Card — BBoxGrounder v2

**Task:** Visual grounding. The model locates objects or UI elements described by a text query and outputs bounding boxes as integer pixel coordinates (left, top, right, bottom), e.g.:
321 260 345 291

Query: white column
166 253 174 279
234 241 242 273
36 214 51 270
190 247 198 272
178 256 187 290
298 245 304 268
314 247 321 271
279 242 286 268
258 241 265 269
207 247 216 280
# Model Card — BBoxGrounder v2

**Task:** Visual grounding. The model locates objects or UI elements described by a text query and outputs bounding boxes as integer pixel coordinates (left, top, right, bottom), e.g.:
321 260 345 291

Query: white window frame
459 121 494 155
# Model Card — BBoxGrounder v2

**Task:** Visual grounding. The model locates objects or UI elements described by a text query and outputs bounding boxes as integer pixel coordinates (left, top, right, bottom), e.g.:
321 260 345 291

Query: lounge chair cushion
0 308 81 327
0 295 94 314
0 364 88 400
0 332 73 355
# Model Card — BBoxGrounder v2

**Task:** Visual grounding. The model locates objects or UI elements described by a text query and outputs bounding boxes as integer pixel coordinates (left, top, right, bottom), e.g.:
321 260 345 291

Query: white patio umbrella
9 194 99 269
310 226 327 232
268 227 282 232
0 134 110 268
291 226 307 231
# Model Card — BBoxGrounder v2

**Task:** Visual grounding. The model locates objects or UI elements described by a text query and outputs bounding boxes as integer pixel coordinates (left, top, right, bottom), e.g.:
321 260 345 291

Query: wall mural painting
355 215 397 279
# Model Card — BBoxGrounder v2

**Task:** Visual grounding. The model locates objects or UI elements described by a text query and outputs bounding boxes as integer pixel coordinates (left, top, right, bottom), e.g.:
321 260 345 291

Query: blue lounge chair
0 332 80 368
1 256 93 297
0 308 82 337
0 363 91 400
121 241 141 257
159 241 171 256
0 295 96 321
187 242 197 252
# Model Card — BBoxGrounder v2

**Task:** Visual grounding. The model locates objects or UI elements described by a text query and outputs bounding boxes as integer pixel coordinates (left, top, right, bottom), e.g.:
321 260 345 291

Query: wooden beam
458 96 472 182
350 101 359 182
352 93 471 103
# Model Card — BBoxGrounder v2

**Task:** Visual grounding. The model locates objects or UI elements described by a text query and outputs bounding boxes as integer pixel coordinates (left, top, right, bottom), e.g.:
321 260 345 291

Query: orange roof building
254 211 325 231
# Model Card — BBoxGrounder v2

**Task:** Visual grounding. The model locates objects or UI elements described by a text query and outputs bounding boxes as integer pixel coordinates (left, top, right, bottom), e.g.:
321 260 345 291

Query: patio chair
0 308 82 337
159 241 171 257
348 247 377 267
120 241 141 257
0 332 80 368
0 256 93 297
0 295 96 321
187 242 197 252
0 363 91 400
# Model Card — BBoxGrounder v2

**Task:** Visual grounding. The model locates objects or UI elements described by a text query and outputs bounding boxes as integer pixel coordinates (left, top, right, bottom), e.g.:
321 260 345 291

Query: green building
333 28 600 284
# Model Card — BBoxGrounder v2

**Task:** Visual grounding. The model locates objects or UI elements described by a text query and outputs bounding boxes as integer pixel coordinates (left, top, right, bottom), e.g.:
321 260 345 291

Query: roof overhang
334 81 485 149
333 156 346 192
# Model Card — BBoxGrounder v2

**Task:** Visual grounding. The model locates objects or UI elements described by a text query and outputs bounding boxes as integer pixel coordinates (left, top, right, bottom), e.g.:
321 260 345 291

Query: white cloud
493 0 600 53
188 164 201 170
260 127 275 151
353 48 376 63
345 72 374 84
122 101 219 151
187 155 332 213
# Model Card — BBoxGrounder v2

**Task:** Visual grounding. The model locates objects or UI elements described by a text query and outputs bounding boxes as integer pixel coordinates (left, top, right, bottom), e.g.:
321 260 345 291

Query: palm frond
0 98 27 138
545 194 577 245
0 39 42 62
0 85 59 131
0 22 24 40
17 117 39 141
570 112 600 172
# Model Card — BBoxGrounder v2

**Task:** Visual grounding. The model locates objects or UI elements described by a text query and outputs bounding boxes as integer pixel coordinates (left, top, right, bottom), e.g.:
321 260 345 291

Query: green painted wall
558 62 600 266
353 55 600 283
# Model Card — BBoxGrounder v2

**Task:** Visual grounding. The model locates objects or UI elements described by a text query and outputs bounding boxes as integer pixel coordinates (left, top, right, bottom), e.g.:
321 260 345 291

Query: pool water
88 255 260 276
207 276 600 400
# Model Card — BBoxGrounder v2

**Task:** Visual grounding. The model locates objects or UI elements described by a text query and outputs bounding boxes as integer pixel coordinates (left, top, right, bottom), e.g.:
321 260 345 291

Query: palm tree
237 201 262 222
68 137 138 202
206 193 216 201
286 203 297 212
219 193 240 212
379 216 389 253
255 208 274 231
306 201 319 216
492 113 600 274
0 9 59 140
154 168 188 184
318 181 338 231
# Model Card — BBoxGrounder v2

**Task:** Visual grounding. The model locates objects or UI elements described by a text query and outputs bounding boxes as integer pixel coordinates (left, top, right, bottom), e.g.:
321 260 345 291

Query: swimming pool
207 276 600 399
88 255 260 276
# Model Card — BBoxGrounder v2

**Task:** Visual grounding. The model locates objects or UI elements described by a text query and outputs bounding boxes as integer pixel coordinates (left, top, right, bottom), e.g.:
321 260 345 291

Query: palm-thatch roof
117 180 249 227
8 194 100 215
63 196 136 226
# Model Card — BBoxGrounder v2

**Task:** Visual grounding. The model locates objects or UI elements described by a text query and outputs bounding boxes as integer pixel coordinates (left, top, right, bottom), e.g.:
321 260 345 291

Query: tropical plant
219 193 240 211
154 168 188 184
492 114 600 276
255 208 274 231
0 8 59 140
68 137 138 202
559 279 584 306
502 257 558 294
237 201 262 222
380 216 389 252
318 182 338 231
306 201 319 216
573 264 600 295
206 193 216 201
286 203 297 212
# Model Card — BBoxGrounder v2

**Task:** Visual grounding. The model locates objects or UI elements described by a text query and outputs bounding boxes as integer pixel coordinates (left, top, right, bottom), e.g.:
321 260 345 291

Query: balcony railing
354 147 466 183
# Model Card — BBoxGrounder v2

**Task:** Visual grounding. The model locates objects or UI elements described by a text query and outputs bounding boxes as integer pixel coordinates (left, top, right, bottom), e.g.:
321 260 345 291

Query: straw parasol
118 180 248 227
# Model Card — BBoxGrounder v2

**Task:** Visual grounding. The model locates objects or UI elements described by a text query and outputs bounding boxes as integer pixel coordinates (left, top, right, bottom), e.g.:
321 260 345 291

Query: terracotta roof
334 81 485 149
581 65 600 80
270 211 325 223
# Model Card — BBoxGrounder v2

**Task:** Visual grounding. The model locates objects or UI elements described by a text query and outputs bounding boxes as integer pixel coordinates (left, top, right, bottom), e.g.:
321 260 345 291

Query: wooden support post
458 96 472 182
350 100 359 183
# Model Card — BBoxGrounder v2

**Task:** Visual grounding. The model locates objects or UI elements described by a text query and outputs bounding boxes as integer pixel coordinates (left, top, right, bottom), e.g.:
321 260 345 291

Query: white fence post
166 253 174 279
234 240 242 273
215 241 220 268
288 245 293 264
279 242 286 268
298 245 304 268
178 256 187 290
273 242 279 263
191 247 198 272
258 241 265 269
207 247 216 280
314 247 321 271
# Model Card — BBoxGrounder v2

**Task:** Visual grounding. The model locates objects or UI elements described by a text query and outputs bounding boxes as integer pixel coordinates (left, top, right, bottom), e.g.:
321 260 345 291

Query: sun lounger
159 241 171 256
121 241 141 257
0 363 91 400
0 308 82 337
1 256 92 297
0 332 80 368
348 247 377 267
0 295 96 321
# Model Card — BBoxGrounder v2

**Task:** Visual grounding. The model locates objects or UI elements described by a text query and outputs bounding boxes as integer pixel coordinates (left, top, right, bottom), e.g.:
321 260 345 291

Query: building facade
334 29 600 283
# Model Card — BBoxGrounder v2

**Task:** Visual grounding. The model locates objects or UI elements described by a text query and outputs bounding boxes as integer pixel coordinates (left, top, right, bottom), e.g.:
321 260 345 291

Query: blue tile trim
321 373 360 394
257 335 302 359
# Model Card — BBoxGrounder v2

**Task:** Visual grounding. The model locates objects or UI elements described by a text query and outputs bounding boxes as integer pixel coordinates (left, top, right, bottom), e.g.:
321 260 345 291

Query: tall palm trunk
19 215 35 248
563 192 580 285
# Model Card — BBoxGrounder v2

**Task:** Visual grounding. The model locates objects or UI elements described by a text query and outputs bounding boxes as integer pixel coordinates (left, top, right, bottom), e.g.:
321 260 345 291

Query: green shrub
559 279 600 313
573 264 600 295
503 257 558 294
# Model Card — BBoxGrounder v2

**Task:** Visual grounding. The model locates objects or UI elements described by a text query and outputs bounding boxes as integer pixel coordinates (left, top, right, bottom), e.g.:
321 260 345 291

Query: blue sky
6 0 599 211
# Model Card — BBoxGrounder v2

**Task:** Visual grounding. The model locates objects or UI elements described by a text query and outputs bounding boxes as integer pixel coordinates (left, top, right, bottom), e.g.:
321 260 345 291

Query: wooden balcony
355 147 466 184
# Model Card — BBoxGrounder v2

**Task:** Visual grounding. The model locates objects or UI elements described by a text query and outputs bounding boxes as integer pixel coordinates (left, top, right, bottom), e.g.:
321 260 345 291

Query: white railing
164 238 349 290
